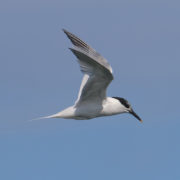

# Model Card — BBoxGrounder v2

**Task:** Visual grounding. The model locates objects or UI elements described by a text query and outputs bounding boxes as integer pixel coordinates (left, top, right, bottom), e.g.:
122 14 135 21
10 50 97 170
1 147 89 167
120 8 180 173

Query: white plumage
35 29 142 122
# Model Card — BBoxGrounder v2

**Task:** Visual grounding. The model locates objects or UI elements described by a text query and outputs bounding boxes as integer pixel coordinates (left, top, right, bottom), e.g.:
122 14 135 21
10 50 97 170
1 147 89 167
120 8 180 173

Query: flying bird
38 29 142 122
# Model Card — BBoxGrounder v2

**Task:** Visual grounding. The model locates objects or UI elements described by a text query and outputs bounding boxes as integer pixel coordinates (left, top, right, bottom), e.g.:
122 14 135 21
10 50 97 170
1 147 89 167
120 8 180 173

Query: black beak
129 109 142 123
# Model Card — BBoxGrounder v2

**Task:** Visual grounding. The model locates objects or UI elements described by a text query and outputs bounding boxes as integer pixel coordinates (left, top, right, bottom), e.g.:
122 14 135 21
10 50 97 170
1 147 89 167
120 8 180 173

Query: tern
38 29 142 122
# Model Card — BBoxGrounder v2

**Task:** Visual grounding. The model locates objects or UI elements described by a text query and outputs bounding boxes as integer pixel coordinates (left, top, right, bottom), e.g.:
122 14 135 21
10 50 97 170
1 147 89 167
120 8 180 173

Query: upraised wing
63 29 114 105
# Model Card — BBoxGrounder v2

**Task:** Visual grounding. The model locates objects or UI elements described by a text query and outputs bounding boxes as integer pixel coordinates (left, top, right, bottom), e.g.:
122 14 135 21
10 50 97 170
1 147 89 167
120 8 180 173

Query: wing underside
63 29 114 105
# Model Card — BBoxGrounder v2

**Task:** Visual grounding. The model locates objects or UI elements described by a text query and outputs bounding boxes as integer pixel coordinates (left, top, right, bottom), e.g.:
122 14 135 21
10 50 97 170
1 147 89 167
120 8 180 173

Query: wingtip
62 28 70 36
68 47 75 52
62 29 75 42
62 28 67 33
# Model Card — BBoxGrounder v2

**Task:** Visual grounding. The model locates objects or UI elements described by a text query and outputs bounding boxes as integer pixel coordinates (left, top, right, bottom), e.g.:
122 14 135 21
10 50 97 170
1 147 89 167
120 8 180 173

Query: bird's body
47 97 126 120
37 29 142 122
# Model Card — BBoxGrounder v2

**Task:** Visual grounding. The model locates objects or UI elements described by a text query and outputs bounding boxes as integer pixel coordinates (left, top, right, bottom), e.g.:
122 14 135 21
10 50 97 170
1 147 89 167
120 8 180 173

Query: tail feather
29 114 58 122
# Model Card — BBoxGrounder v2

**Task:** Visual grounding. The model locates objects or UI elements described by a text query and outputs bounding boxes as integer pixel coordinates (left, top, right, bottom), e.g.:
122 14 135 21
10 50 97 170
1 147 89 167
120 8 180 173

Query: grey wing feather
63 29 113 74
63 29 114 105
69 47 113 104
69 47 113 79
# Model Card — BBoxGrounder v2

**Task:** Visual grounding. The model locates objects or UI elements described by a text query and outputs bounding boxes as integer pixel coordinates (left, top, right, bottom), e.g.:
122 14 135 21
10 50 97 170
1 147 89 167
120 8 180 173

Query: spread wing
63 29 114 105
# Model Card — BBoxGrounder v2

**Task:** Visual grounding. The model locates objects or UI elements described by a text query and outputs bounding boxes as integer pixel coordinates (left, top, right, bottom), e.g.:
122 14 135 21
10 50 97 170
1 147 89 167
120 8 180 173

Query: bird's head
113 97 142 122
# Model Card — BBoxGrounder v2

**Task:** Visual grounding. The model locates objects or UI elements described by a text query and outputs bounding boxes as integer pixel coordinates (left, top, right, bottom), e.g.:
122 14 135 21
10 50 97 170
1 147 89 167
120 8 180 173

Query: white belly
74 103 103 119
53 103 103 120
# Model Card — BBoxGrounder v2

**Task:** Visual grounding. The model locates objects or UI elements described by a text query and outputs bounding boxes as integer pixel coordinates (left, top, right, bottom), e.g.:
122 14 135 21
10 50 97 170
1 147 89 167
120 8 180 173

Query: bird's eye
123 102 130 108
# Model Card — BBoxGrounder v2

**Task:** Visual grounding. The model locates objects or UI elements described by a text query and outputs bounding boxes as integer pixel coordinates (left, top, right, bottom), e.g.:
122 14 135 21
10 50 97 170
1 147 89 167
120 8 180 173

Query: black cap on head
112 97 130 108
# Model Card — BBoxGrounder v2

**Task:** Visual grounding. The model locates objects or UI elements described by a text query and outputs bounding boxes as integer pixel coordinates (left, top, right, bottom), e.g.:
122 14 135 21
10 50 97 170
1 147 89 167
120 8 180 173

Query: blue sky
1 0 180 179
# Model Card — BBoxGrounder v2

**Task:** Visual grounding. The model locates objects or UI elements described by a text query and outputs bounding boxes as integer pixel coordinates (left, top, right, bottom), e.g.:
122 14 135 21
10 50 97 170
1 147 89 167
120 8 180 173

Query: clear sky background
1 0 180 179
